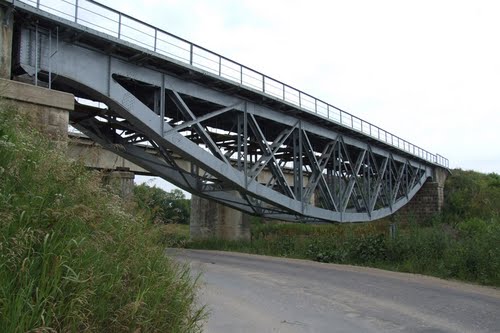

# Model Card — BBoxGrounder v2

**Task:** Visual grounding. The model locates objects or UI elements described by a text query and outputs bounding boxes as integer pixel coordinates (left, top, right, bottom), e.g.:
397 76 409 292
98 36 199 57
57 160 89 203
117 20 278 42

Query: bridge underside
12 6 433 223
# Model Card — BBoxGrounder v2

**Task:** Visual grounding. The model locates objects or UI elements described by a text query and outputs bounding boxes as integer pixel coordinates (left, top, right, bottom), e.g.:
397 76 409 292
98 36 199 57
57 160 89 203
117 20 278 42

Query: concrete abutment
0 78 135 200
0 78 72 145
395 168 448 222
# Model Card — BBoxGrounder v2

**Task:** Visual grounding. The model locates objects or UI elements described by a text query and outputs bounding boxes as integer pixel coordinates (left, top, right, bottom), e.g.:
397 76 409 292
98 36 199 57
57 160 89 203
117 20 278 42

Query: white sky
85 0 497 191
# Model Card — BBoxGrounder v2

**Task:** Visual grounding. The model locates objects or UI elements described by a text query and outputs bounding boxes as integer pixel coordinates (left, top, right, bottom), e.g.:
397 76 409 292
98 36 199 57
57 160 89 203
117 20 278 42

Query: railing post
314 99 317 114
36 0 40 9
262 76 265 93
118 13 122 38
189 44 193 65
35 24 38 86
48 29 51 89
154 28 157 52
299 92 302 108
282 84 285 101
74 0 78 23
218 57 221 76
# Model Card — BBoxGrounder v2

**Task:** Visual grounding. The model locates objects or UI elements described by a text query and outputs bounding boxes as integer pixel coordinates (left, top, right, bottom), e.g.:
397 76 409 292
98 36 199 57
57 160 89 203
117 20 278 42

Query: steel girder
15 24 433 222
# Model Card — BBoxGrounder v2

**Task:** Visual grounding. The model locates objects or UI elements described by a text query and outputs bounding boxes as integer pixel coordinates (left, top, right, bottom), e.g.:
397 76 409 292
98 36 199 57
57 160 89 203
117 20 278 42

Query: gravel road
171 249 500 333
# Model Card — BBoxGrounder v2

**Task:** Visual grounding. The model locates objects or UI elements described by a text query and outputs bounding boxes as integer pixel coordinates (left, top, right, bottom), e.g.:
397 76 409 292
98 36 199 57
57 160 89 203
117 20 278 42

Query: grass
0 101 205 332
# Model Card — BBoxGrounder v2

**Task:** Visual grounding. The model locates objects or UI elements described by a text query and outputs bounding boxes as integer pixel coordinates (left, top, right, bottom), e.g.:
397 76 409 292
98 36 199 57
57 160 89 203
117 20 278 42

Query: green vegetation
0 102 205 332
182 169 500 287
443 169 500 221
134 185 191 225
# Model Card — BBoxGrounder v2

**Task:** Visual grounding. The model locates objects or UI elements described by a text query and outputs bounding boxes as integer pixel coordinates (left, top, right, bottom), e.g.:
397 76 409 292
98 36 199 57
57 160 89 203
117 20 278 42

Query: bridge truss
8 0 443 222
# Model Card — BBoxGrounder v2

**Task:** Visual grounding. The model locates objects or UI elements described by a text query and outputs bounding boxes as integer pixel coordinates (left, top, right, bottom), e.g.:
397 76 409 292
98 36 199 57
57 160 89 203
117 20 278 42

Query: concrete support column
0 5 13 79
190 194 251 241
103 168 135 201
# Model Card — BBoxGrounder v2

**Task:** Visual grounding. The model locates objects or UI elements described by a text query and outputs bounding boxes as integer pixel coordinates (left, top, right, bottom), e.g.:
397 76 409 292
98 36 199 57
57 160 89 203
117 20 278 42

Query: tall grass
0 101 205 332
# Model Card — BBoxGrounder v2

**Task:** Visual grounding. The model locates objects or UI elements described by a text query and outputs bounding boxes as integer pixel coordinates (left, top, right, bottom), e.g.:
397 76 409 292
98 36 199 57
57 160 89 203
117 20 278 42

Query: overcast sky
86 0 500 190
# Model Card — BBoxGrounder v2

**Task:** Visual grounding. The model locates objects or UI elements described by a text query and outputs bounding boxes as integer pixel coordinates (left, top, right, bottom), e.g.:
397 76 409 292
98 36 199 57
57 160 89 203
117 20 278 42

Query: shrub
134 184 191 224
352 234 387 263
444 169 500 222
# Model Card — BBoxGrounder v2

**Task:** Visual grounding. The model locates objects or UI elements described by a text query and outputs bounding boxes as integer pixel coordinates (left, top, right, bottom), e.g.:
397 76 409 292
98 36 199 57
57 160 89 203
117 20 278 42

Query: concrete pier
103 168 135 201
190 195 251 241
0 4 13 79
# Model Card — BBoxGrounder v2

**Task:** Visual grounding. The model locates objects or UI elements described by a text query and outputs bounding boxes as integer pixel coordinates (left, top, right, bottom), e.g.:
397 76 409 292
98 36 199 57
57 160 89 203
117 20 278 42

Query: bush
444 169 500 222
352 234 387 263
0 102 205 332
444 219 500 285
134 184 190 224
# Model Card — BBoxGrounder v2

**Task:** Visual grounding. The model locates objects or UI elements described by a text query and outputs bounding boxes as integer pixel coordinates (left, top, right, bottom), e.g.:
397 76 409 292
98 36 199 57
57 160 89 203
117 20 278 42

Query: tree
133 184 190 224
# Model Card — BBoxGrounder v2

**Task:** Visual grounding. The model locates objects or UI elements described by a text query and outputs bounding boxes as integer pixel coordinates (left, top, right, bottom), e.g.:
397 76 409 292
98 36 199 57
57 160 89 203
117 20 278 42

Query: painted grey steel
8 0 445 222
7 0 448 169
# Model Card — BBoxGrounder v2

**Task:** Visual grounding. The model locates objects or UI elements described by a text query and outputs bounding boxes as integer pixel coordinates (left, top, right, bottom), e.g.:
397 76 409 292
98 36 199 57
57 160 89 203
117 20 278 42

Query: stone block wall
394 168 448 223
394 180 443 222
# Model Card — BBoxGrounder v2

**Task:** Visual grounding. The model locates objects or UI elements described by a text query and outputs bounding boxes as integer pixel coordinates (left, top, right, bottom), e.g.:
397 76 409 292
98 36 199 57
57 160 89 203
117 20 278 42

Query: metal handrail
14 0 449 168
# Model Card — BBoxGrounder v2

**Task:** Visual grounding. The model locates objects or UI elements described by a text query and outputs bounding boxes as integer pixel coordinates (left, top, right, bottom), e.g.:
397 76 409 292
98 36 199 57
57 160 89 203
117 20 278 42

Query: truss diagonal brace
167 90 230 165
248 124 297 180
340 150 367 212
407 161 420 195
165 102 243 134
247 114 295 199
302 133 337 211
368 157 389 213
392 163 406 205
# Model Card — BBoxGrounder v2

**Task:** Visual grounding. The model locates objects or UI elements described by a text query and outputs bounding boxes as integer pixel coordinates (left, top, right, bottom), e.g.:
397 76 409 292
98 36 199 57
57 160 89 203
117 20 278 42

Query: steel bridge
4 0 449 222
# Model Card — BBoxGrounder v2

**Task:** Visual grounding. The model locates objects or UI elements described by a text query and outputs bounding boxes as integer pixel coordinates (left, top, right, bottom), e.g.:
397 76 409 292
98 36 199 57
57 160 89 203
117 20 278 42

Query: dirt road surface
171 249 500 333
